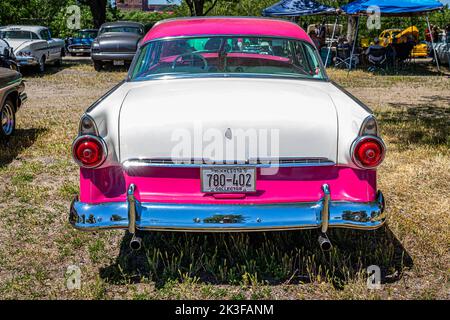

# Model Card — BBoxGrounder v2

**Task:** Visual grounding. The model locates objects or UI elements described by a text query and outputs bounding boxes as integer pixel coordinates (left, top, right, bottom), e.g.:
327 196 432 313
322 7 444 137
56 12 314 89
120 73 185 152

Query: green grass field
0 59 448 299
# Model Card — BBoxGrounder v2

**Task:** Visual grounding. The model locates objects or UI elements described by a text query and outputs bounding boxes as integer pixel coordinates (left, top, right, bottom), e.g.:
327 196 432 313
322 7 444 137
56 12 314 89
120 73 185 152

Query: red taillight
352 136 385 168
72 135 106 168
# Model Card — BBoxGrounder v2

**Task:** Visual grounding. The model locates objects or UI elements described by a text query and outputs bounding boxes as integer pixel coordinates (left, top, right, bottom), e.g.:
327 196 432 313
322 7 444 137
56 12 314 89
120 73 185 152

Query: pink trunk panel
79 166 377 204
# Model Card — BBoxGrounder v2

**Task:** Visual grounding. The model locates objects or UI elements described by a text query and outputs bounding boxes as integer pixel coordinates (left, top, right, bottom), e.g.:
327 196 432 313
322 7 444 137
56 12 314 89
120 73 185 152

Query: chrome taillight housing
72 135 107 168
351 135 386 169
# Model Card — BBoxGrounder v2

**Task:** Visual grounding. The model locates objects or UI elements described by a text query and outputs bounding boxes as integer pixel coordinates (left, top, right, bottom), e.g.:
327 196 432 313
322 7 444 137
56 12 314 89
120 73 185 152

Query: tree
185 0 219 16
78 0 107 28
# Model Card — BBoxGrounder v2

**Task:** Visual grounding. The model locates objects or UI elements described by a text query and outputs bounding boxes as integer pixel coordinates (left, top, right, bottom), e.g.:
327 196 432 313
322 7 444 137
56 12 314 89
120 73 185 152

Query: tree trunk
186 0 219 16
80 0 107 29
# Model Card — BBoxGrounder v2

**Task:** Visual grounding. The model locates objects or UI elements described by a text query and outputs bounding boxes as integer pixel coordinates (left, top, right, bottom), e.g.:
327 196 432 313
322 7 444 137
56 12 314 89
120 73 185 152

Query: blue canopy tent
341 0 444 16
340 0 444 71
262 0 337 16
262 1 341 66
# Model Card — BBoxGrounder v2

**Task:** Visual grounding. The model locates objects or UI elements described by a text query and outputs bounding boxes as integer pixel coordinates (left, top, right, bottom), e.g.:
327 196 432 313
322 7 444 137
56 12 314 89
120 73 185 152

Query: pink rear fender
79 166 377 205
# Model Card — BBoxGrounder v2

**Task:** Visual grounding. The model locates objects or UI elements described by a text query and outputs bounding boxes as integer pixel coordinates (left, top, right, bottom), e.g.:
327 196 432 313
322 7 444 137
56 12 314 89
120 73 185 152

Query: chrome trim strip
127 184 137 234
321 184 330 233
122 158 336 168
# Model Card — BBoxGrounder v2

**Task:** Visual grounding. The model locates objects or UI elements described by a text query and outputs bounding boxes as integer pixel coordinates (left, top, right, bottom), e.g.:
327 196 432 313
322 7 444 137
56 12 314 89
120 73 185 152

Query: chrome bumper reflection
69 188 386 232
16 57 39 66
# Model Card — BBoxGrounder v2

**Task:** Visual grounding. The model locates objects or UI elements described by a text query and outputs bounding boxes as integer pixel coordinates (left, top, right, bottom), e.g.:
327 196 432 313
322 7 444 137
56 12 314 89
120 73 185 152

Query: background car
0 25 65 73
0 38 19 71
91 21 144 71
66 29 98 56
0 67 26 138
431 32 450 66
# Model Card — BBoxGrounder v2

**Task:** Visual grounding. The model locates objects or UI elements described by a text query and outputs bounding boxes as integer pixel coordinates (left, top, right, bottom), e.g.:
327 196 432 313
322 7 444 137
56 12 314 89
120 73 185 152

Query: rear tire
93 60 103 72
0 98 16 139
55 49 64 67
36 56 45 73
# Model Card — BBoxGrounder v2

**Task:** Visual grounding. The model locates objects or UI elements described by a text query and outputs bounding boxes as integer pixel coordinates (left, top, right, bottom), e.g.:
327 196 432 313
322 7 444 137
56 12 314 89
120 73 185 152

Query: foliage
50 0 94 38
208 0 275 16
118 10 175 30
0 0 448 43
0 0 68 26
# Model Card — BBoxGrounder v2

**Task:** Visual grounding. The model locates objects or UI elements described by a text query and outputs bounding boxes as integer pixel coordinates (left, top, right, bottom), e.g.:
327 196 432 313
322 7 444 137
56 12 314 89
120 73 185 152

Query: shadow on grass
19 60 75 78
359 58 449 77
63 55 130 72
100 225 412 289
377 104 450 147
0 128 47 167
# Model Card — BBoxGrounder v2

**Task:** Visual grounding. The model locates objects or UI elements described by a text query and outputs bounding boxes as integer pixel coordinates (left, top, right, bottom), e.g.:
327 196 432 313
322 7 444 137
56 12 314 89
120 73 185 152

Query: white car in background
0 25 65 72
432 32 450 66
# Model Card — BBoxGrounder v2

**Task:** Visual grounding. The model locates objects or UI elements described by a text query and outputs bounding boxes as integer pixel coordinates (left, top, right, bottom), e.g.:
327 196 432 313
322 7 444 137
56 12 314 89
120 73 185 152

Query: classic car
0 25 65 73
91 21 144 71
0 38 19 71
430 32 450 66
0 67 27 138
70 17 386 251
66 29 98 56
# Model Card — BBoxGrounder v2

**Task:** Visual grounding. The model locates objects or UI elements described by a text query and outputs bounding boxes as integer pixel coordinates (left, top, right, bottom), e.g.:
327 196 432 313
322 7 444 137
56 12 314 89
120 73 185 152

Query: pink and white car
69 17 386 251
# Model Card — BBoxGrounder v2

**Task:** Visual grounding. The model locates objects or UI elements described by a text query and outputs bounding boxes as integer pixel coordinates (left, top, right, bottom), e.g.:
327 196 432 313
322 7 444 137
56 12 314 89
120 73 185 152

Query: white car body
88 78 370 168
69 18 386 241
0 25 65 71
431 32 450 66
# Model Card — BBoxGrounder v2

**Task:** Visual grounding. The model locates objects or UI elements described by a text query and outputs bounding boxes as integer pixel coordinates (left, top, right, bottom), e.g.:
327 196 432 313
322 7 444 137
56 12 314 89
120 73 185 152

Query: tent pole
325 15 338 67
426 14 440 72
348 15 360 71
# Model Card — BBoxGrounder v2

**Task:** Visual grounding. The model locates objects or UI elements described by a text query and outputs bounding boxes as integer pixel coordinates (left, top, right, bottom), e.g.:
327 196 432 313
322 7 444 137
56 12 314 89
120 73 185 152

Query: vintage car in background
0 26 65 73
0 38 19 70
70 17 386 251
91 21 144 71
431 32 450 66
66 29 98 56
0 67 27 138
378 26 428 58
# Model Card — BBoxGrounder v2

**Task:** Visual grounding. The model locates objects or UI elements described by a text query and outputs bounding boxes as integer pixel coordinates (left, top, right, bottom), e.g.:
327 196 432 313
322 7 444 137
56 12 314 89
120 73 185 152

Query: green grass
0 60 448 299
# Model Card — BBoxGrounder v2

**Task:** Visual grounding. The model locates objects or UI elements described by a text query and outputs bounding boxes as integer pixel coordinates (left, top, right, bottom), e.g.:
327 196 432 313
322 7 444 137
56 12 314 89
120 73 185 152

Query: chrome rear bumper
69 184 385 232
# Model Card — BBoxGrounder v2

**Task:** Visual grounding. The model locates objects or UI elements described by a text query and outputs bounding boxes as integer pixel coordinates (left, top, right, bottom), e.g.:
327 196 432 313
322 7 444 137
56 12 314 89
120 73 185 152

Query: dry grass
0 58 448 299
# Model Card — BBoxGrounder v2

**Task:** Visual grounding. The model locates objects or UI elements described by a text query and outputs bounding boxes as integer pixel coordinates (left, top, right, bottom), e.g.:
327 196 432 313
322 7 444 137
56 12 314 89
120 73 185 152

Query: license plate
113 60 124 66
201 167 256 193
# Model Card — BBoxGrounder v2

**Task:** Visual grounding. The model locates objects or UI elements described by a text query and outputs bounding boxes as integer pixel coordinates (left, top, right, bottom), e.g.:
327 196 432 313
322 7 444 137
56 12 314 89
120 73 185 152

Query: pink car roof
142 17 312 44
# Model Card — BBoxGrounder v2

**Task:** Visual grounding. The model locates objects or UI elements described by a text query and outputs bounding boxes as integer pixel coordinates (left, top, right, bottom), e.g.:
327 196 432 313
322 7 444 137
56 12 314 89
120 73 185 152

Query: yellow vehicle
378 26 428 58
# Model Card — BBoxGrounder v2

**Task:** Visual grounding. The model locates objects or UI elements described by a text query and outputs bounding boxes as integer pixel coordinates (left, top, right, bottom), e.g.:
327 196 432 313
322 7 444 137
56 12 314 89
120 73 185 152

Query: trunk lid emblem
225 128 232 140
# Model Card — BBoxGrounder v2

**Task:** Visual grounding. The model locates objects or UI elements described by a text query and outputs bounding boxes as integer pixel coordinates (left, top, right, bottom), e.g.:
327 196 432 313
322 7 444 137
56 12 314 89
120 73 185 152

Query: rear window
99 26 143 35
130 36 326 81
1 30 39 40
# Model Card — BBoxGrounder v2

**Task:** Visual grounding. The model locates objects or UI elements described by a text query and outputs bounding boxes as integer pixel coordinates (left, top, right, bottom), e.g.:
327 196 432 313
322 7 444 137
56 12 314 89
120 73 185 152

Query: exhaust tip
129 235 142 251
318 233 332 251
